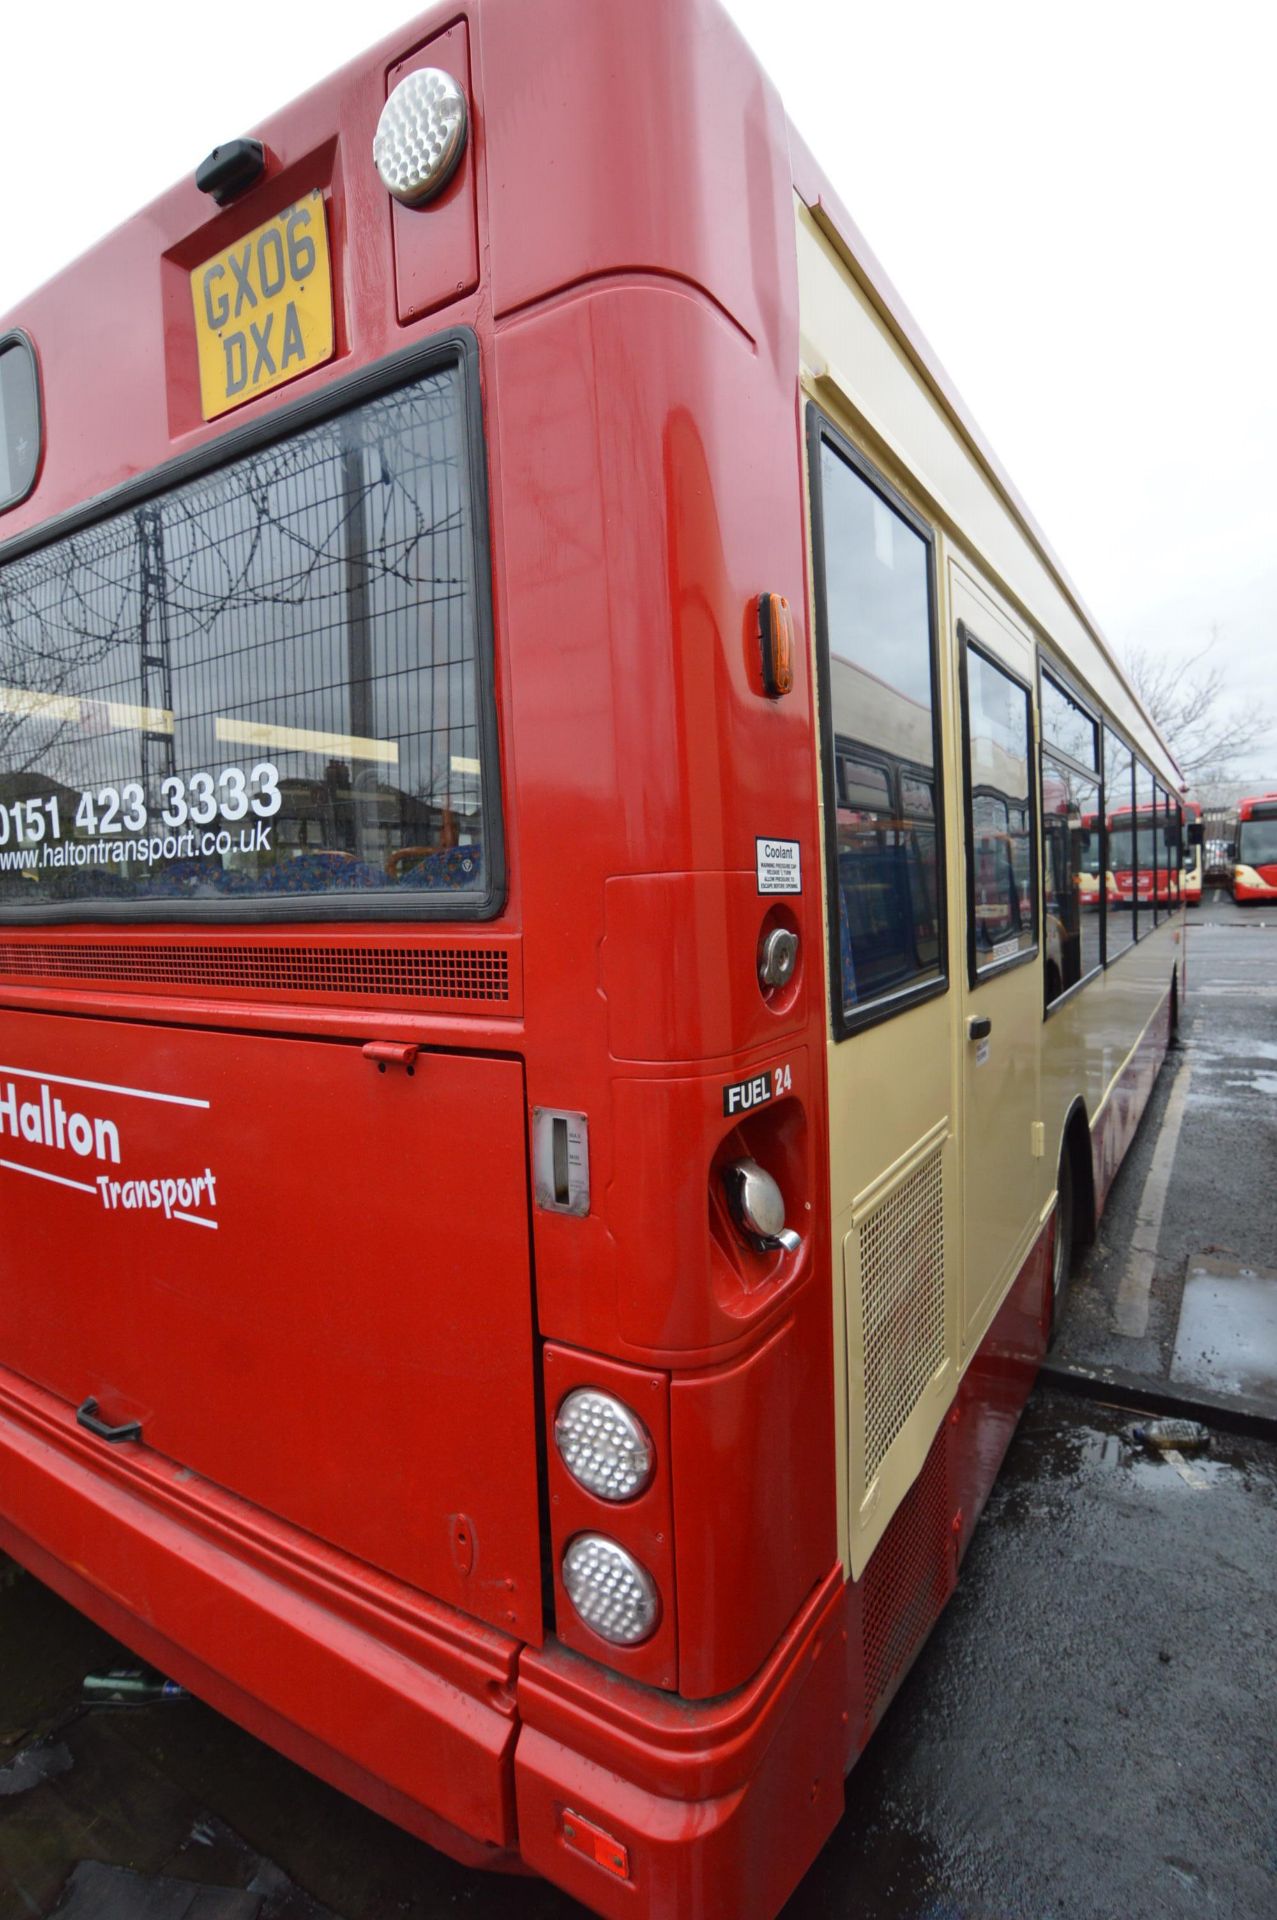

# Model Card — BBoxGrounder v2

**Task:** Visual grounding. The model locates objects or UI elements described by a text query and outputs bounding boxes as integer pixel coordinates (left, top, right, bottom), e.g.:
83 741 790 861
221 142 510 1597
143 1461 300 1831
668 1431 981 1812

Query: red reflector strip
561 1808 631 1880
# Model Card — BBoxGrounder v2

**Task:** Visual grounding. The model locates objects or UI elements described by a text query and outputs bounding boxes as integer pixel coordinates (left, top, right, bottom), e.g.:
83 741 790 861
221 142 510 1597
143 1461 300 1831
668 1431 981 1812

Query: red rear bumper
0 1362 844 1918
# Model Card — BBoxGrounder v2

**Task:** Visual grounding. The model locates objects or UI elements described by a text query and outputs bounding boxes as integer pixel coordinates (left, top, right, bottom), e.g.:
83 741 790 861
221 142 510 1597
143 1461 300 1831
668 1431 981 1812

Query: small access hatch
0 1011 542 1639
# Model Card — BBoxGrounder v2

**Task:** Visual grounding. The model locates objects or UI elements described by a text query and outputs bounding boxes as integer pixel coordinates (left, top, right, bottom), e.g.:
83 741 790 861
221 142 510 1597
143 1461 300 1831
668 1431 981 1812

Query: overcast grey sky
1 0 1272 785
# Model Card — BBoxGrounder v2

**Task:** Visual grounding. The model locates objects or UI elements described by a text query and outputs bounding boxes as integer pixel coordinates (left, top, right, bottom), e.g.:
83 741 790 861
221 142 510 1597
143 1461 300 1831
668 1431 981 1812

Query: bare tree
1123 628 1273 797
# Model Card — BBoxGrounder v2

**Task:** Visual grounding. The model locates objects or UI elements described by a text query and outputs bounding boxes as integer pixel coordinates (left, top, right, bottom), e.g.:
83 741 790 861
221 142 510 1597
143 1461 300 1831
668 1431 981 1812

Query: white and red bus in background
1232 794 1277 903
1182 800 1203 904
1107 794 1181 921
0 5 1188 1914
1076 809 1104 912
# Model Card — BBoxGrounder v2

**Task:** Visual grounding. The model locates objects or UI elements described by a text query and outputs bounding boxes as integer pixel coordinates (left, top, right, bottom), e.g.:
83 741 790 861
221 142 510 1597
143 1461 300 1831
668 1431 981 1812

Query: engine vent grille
859 1146 946 1484
0 940 516 1008
862 1424 950 1714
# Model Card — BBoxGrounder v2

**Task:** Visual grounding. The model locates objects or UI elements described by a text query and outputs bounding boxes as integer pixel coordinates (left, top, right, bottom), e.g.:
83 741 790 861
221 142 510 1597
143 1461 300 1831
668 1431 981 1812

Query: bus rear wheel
1049 1150 1074 1345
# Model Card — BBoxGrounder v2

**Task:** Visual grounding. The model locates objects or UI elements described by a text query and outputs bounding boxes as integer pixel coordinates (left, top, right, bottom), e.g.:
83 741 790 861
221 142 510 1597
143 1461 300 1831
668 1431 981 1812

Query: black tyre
1049 1149 1074 1346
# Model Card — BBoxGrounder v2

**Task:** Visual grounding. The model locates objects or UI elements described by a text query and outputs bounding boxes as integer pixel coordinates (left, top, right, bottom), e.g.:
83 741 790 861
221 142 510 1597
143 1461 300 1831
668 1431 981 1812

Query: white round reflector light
554 1388 655 1502
562 1534 660 1646
373 68 468 206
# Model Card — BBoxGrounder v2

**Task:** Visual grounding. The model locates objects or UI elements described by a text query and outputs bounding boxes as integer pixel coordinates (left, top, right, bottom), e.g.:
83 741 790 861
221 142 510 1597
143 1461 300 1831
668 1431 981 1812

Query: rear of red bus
1183 800 1202 904
0 4 847 1915
1108 803 1175 909
1233 794 1277 902
1077 810 1102 910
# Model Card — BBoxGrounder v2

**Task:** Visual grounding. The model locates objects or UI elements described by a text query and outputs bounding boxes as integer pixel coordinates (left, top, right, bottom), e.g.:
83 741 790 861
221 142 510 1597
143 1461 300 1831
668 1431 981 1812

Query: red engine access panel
0 1011 542 1640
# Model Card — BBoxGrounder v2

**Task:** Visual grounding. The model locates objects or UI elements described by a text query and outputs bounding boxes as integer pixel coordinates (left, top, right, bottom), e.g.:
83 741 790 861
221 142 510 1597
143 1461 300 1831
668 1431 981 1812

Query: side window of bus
1165 791 1182 904
1104 727 1136 955
1039 670 1101 1006
962 638 1036 977
1139 762 1159 927
810 419 945 1033
1041 756 1101 1005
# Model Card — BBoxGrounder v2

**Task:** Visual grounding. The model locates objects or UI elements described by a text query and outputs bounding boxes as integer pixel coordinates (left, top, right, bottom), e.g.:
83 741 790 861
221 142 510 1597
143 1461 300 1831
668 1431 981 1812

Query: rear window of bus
0 349 499 922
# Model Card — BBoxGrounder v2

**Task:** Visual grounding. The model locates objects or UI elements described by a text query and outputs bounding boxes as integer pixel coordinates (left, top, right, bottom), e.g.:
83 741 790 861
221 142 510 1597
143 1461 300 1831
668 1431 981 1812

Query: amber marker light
758 591 795 697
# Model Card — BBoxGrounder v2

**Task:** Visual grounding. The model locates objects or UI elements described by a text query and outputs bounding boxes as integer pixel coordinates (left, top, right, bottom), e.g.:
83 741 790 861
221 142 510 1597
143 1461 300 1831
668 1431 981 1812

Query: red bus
1107 800 1179 913
1182 800 1203 905
1077 810 1104 910
0 5 1186 1915
1232 793 1277 902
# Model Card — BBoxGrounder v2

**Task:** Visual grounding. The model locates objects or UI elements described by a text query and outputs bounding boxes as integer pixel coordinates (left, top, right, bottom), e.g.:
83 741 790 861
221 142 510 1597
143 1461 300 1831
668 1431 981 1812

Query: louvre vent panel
0 941 514 1007
858 1146 946 1484
862 1424 950 1712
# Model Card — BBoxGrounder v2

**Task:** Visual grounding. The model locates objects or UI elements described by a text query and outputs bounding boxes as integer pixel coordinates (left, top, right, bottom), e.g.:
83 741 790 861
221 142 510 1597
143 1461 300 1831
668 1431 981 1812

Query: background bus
1107 798 1180 918
1076 808 1104 911
1232 792 1277 902
1183 799 1203 904
0 4 1186 1916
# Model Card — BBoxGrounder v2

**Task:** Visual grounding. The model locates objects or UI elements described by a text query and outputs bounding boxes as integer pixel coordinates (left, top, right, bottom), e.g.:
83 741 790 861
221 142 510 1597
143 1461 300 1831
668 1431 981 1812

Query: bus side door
952 567 1045 1351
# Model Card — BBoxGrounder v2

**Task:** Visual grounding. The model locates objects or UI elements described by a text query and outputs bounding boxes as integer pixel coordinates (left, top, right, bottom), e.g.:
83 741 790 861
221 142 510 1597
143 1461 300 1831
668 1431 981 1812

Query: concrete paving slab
1172 1253 1277 1409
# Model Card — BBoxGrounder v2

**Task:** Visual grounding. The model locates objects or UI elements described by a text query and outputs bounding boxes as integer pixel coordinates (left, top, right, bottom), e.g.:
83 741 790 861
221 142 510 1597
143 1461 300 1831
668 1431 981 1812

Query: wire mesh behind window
0 365 491 913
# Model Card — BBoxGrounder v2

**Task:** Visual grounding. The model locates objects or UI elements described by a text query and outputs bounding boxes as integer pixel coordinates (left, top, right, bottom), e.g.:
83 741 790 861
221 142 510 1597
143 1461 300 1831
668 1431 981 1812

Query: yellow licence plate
190 191 334 422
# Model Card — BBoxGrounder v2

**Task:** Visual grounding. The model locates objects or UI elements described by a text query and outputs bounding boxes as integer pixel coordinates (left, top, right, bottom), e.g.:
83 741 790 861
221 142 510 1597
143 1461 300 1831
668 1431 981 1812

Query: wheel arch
1058 1095 1096 1251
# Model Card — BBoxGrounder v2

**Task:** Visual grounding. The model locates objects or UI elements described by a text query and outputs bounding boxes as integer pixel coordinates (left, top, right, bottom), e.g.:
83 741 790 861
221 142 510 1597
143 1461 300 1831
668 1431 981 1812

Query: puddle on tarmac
1213 1069 1277 1099
1172 1258 1277 1407
0 1739 73 1797
983 1393 1277 1519
1190 1033 1277 1063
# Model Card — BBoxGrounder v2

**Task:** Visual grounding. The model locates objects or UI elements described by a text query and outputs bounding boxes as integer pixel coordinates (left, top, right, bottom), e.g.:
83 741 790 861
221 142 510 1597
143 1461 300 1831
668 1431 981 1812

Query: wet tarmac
1172 1253 1277 1404
5 1389 1275 1920
1058 889 1277 1392
2 888 1275 1920
787 1392 1277 1919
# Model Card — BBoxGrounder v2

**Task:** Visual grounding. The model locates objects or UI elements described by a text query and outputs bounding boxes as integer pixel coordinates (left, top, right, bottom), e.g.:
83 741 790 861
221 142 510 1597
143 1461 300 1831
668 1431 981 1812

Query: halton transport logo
0 1064 219 1230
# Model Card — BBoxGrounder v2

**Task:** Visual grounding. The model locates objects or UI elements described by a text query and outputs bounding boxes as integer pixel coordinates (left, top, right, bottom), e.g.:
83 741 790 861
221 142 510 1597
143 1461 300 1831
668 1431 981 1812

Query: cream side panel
802 373 964 1581
794 201 1179 793
797 193 1186 1583
948 561 1048 1357
799 415 851 1576
1040 919 1184 1176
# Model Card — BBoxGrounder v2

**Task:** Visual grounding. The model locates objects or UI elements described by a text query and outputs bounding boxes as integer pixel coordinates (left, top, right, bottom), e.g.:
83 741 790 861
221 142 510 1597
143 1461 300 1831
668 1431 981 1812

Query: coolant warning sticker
756 837 801 895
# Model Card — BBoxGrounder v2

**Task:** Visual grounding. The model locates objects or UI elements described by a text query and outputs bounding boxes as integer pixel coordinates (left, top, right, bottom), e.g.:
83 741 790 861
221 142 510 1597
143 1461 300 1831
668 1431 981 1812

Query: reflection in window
0 337 40 511
816 437 943 1023
1042 755 1101 1003
1164 790 1182 905
1041 674 1098 769
964 642 1035 971
0 364 491 914
1139 763 1159 928
1104 727 1136 955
